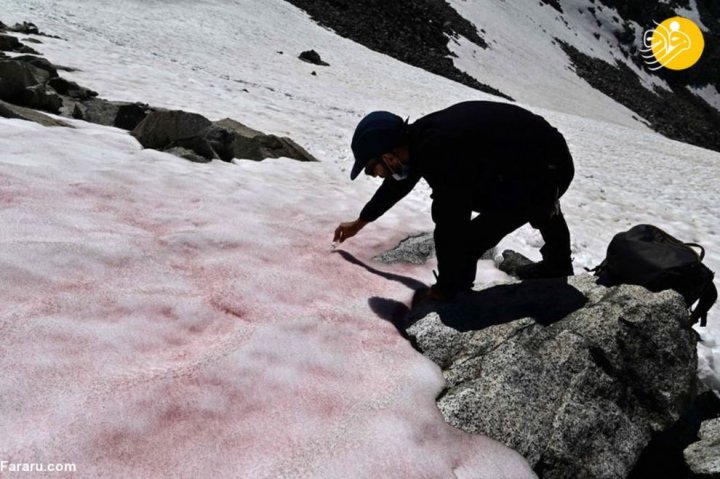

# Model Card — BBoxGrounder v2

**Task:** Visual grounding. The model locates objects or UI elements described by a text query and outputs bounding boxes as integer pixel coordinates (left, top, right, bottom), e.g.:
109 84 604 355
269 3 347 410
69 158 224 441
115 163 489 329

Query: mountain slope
282 0 720 151
1 0 719 476
448 0 720 151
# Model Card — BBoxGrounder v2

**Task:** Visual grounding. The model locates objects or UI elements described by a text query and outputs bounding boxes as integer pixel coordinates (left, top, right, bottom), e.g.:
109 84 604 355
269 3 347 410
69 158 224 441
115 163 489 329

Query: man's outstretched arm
334 173 420 243
334 218 368 243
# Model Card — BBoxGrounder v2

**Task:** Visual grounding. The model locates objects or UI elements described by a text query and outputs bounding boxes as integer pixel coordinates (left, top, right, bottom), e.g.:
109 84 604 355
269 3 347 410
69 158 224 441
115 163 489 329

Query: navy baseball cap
350 111 407 180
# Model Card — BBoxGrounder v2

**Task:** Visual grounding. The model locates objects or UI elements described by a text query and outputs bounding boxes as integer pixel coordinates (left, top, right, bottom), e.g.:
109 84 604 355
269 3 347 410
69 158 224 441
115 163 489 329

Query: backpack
591 224 717 327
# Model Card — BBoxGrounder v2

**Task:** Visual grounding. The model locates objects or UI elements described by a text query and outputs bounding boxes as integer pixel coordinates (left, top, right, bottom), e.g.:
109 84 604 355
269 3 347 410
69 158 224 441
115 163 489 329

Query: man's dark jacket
358 101 574 293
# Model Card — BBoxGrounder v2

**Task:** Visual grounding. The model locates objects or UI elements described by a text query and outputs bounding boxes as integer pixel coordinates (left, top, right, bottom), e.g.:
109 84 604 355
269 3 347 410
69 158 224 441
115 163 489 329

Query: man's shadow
334 250 588 336
405 279 589 332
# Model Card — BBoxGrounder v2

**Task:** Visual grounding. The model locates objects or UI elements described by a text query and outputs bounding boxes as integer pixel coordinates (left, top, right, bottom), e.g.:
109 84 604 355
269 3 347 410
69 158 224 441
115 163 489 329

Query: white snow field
1 0 718 477
448 0 665 129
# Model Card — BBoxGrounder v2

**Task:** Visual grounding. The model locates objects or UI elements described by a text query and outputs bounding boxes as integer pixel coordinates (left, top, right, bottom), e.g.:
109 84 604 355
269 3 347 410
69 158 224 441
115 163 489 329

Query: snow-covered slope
448 0 660 128
1 0 719 476
448 0 720 152
0 117 533 477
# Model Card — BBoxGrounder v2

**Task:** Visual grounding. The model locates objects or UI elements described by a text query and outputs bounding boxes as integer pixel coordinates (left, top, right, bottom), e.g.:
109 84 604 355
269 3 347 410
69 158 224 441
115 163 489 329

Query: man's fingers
334 222 361 244
333 225 347 243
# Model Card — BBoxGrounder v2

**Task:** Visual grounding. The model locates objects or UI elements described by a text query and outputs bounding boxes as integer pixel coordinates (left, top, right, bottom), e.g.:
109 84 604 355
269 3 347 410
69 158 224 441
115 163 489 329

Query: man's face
364 153 403 179
364 158 388 178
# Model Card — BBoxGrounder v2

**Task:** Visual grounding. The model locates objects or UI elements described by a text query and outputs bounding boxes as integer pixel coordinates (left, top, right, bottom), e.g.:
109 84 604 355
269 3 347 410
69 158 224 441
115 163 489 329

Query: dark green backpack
592 224 717 326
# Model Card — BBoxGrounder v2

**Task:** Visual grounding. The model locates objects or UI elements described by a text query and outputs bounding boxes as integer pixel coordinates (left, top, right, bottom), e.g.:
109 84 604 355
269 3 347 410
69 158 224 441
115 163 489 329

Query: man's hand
333 219 368 243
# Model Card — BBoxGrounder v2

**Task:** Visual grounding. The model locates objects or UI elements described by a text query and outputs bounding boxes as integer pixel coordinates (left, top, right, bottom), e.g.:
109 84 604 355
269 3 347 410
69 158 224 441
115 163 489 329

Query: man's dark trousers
458 133 575 289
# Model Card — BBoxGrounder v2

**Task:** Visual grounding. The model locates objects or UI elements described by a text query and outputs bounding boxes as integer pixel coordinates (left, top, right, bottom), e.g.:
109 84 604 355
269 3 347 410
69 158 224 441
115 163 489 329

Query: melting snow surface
0 119 533 477
1 0 719 476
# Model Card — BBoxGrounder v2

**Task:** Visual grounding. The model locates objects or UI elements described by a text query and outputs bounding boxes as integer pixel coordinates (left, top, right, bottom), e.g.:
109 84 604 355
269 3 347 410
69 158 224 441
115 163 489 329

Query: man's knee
529 200 562 229
469 213 527 258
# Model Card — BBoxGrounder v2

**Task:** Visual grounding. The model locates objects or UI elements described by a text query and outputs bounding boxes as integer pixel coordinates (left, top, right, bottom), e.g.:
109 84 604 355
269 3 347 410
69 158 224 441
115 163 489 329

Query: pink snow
0 119 534 478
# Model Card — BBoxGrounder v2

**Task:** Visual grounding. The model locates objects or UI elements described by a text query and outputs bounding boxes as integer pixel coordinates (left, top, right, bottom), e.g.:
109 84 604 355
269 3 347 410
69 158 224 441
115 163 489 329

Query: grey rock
0 59 49 100
72 97 119 126
6 21 59 39
215 117 317 162
253 134 316 162
132 110 212 149
629 390 720 476
114 102 152 131
7 21 60 39
497 249 534 276
374 233 498 265
0 34 39 54
10 22 39 35
132 110 233 161
73 98 152 130
215 117 263 138
56 64 78 73
685 417 720 478
299 49 329 66
21 83 62 113
201 124 235 161
18 45 39 55
0 34 22 52
0 98 71 127
48 77 97 100
375 233 435 265
163 146 212 163
0 59 61 112
407 273 698 478
11 55 58 78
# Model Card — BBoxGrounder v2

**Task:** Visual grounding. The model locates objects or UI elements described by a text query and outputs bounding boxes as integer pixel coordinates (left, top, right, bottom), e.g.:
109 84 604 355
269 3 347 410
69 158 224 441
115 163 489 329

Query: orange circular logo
641 17 705 71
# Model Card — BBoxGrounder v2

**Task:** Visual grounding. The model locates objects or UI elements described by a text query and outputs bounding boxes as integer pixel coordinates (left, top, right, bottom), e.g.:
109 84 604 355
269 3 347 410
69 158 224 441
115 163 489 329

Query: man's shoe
515 260 574 280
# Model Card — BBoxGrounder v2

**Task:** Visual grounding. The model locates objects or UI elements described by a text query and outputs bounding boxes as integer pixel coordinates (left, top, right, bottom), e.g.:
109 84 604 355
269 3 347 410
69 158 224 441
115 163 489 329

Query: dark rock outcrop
11 55 58 78
406 271 699 478
630 390 720 478
3 20 60 39
298 49 329 66
374 233 497 265
0 60 50 97
48 77 97 100
685 417 720 478
0 98 71 127
9 21 39 35
0 33 39 54
497 249 534 276
163 146 212 163
23 84 63 113
283 0 512 100
131 110 236 162
374 233 436 265
133 109 212 149
0 59 62 113
559 40 720 154
0 34 22 52
539 0 564 13
215 117 317 162
0 54 103 117
72 98 150 130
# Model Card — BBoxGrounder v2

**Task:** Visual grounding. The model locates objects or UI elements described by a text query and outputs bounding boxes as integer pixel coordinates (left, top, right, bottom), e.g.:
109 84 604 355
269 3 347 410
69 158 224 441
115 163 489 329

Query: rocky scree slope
282 0 512 100
548 0 720 152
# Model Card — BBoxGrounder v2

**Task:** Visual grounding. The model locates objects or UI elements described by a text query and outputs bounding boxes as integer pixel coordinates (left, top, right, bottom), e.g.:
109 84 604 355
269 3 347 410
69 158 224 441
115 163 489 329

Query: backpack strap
585 259 606 274
685 243 706 261
689 281 718 327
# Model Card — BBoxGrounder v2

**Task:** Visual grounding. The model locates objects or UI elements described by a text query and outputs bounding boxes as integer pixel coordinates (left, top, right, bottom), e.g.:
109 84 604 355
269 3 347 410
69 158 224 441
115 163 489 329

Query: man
334 101 575 300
